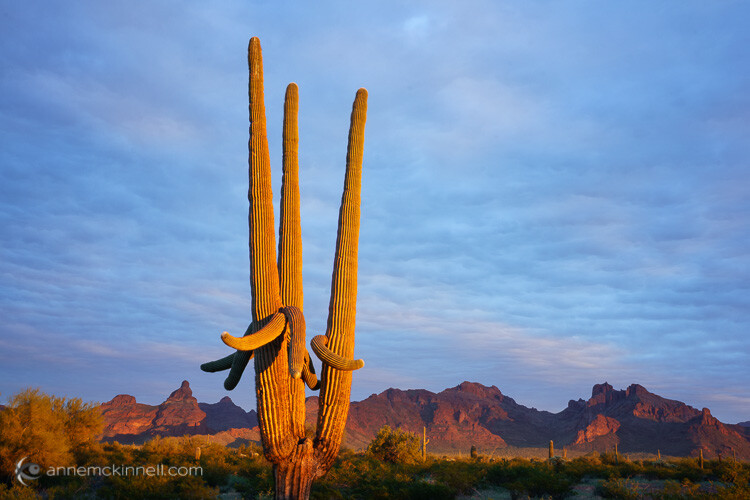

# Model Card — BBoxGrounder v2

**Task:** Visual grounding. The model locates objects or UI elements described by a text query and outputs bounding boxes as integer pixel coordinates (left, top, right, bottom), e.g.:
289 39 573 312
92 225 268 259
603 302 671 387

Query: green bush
485 459 574 499
596 477 640 499
366 426 421 465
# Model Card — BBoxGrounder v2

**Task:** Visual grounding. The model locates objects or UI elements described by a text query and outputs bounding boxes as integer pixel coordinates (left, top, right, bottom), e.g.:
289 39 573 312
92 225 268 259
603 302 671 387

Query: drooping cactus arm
201 348 254 390
315 88 368 469
224 351 253 391
221 312 286 351
200 352 235 372
311 335 364 371
301 352 320 391
282 305 307 378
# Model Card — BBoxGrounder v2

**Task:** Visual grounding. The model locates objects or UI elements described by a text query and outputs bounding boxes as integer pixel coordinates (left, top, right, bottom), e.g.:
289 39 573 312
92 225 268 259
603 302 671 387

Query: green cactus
422 426 430 462
201 37 367 499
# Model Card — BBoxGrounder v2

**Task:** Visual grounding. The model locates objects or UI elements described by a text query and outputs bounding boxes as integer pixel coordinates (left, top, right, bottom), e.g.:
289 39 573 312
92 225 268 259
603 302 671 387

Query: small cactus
470 445 478 459
422 426 430 462
549 440 554 459
699 449 704 469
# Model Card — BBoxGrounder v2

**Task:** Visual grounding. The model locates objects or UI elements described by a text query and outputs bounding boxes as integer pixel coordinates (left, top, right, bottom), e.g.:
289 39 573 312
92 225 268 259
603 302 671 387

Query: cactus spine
201 37 367 499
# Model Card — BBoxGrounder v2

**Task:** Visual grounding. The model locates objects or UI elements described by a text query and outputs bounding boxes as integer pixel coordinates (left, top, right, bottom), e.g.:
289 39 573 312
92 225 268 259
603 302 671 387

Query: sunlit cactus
201 37 367 499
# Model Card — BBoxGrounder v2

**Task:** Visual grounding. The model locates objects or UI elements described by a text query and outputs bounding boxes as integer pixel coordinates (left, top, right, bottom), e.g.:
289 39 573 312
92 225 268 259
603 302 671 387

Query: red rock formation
573 415 620 444
100 394 158 439
99 380 750 459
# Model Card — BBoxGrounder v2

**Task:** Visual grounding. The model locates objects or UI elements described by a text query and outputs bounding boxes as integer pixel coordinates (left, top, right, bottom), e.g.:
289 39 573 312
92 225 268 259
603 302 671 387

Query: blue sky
2 1 749 423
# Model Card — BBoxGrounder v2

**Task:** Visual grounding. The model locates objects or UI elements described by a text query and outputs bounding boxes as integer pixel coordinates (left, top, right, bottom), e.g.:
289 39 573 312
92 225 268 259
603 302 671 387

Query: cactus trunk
201 37 368 499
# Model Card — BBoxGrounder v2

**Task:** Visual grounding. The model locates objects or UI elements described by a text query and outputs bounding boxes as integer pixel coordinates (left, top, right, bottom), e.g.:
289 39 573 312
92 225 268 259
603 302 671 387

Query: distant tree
0 388 103 479
366 425 421 464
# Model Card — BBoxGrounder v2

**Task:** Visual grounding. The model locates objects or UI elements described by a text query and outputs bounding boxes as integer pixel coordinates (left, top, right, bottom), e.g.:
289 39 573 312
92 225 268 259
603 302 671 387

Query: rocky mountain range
99 380 750 459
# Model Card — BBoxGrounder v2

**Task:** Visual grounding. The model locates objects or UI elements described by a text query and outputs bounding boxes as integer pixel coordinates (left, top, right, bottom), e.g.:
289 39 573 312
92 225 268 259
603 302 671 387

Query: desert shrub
596 477 640 499
0 389 103 479
366 426 421 465
562 455 611 482
97 474 217 500
233 450 273 496
0 483 43 499
429 459 487 494
484 459 573 499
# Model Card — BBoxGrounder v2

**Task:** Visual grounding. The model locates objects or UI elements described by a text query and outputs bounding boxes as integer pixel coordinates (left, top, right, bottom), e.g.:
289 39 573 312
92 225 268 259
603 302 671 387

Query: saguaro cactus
201 37 367 499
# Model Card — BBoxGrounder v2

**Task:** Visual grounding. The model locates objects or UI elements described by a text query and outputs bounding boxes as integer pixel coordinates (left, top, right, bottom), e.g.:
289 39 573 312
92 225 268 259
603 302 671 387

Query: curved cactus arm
200 352 236 373
311 335 364 371
301 352 320 391
221 312 286 351
282 305 307 378
315 88 368 471
224 350 253 390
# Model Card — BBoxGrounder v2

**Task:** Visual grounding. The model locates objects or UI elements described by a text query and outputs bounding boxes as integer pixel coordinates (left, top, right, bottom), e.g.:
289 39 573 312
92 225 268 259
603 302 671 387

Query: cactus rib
311 335 364 371
220 312 286 351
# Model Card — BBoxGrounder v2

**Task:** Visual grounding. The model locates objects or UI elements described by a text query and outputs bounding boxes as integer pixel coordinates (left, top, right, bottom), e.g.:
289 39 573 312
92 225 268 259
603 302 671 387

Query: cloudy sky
2 1 749 423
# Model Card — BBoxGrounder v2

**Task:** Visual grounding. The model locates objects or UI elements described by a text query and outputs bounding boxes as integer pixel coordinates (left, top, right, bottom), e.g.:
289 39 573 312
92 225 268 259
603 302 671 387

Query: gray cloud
1 1 749 423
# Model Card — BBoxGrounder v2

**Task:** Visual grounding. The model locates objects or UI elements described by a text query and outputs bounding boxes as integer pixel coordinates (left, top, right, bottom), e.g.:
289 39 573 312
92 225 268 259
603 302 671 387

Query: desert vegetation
2 419 749 499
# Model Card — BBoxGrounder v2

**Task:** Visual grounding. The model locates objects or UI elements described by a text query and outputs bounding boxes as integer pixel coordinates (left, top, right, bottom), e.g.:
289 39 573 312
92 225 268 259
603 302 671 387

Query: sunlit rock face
99 380 750 458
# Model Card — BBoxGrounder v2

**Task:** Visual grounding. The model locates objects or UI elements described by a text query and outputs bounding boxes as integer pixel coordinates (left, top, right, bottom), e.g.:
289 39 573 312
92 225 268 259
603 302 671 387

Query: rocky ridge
99 380 750 458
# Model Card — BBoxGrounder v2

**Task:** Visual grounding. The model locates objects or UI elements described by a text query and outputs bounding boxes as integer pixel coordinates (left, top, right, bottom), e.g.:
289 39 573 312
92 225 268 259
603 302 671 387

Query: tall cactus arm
248 37 283 320
247 37 299 462
310 335 364 371
279 83 304 311
221 312 286 351
314 88 368 471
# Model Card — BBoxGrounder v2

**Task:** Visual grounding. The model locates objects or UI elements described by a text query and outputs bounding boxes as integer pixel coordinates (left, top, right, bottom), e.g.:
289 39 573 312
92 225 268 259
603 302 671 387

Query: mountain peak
592 382 614 397
167 380 195 402
626 384 649 398
107 394 136 406
450 381 503 400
